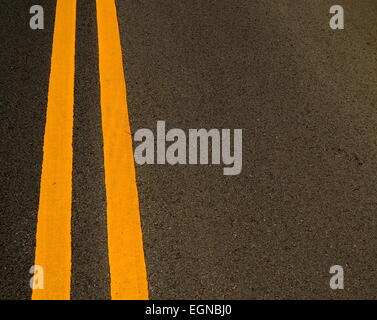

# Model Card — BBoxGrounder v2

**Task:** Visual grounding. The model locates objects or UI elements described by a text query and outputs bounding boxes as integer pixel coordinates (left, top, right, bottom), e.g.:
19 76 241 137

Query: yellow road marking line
96 0 149 299
32 0 76 300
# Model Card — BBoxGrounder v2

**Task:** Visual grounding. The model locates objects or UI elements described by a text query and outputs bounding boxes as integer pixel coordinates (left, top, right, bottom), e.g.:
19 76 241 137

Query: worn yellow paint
32 0 76 300
96 0 149 299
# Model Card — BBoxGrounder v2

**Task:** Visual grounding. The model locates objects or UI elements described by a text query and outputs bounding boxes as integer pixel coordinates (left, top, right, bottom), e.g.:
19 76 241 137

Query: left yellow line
32 0 76 300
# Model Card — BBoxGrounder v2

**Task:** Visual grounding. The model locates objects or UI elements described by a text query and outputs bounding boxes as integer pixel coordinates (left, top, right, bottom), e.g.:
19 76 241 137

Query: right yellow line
96 0 149 300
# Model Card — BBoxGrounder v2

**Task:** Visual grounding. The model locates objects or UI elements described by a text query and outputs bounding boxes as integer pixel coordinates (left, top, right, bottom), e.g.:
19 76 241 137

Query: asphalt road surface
1 0 377 300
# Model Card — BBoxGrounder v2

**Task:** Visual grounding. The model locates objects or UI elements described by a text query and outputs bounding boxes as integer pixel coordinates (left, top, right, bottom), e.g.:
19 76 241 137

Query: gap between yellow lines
96 0 149 299
32 0 76 300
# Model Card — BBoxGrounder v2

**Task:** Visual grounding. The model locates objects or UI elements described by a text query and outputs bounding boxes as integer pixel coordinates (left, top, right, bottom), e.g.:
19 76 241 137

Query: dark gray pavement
0 0 56 299
1 0 377 299
71 0 110 300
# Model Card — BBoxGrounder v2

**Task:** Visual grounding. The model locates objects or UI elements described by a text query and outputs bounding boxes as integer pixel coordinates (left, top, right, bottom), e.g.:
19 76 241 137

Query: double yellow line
32 0 148 300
